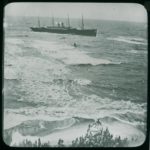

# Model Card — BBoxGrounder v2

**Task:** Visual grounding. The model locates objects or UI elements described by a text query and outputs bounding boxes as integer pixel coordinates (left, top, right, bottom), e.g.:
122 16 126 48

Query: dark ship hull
30 27 97 37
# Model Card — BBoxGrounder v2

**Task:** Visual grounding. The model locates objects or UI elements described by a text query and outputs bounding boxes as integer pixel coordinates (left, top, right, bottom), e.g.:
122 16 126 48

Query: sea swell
70 61 122 67
3 18 147 147
107 36 147 45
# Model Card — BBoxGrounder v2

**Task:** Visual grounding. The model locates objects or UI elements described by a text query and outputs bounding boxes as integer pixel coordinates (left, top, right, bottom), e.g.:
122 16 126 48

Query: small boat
30 15 97 37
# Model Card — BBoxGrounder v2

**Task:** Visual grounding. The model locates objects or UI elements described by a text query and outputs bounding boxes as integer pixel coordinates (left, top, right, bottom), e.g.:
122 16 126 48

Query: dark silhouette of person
74 42 77 47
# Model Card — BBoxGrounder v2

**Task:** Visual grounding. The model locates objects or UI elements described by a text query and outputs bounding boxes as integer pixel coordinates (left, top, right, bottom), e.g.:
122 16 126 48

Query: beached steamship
30 15 97 37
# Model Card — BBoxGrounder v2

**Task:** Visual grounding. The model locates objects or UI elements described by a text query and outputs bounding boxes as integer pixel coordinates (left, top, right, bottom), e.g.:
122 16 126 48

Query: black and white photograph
3 2 147 147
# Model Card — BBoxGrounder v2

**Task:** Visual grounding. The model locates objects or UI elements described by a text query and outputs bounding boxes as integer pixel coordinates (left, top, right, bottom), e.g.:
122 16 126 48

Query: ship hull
71 29 97 36
30 27 97 37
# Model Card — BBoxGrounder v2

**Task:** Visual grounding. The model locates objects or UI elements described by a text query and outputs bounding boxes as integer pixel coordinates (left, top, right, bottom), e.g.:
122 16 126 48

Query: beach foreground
4 115 145 147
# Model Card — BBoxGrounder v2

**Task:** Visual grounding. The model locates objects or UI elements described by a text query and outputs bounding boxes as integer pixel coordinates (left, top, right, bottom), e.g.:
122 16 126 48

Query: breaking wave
3 19 147 147
126 49 147 54
5 115 146 146
71 61 122 67
107 36 147 45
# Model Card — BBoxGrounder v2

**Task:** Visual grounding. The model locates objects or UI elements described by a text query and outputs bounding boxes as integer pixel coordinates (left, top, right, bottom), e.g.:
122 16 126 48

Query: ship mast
67 14 70 28
81 15 84 30
38 17 40 28
52 15 55 27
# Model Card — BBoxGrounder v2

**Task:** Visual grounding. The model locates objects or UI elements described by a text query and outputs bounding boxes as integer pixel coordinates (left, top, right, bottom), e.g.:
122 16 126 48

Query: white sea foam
31 39 116 66
32 39 73 51
17 79 73 107
4 94 146 130
126 49 147 54
107 36 147 45
62 52 111 65
4 53 69 81
4 43 23 56
10 117 145 147
73 79 91 85
4 38 119 71
4 109 70 129
5 38 24 45
4 67 19 80
4 36 147 147
10 123 89 146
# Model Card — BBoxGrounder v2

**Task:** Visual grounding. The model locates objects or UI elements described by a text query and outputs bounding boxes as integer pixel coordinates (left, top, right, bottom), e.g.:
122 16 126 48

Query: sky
4 3 147 22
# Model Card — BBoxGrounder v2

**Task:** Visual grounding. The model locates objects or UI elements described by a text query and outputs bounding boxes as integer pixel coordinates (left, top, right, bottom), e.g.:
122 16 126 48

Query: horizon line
4 15 147 23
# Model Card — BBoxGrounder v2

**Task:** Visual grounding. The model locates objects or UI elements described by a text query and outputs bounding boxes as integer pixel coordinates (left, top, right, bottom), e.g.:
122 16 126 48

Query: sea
3 16 148 146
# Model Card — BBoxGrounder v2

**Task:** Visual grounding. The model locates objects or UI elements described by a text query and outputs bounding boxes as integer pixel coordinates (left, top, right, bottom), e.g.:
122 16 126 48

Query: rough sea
3 16 147 146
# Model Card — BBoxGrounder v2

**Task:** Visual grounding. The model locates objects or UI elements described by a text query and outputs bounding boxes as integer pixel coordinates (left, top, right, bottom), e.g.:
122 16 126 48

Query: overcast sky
4 3 147 22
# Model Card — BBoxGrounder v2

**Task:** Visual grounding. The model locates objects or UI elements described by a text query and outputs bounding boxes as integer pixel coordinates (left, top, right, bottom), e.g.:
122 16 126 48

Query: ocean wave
7 116 94 146
126 49 147 54
4 107 94 130
71 62 122 67
5 42 24 56
97 114 146 132
4 67 19 80
5 53 69 81
32 39 73 52
82 44 92 48
99 116 121 124
63 56 111 66
6 115 146 147
4 106 146 147
5 38 24 45
4 117 94 139
73 79 91 86
52 78 92 87
59 36 66 39
4 95 146 130
112 111 146 125
30 39 121 66
6 34 29 38
16 35 29 37
97 116 146 141
5 118 76 136
107 36 147 45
